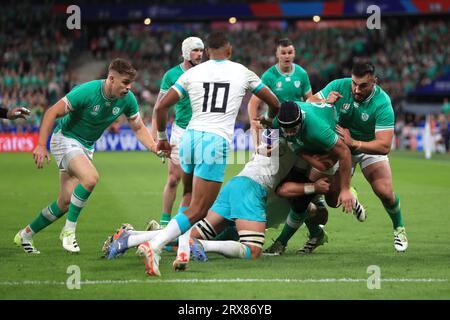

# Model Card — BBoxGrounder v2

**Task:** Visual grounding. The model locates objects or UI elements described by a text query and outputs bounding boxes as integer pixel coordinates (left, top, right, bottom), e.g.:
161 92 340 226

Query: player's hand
337 188 355 214
7 107 31 120
250 119 263 131
325 91 343 104
336 125 353 147
33 144 51 169
313 178 331 194
156 140 172 161
255 115 273 128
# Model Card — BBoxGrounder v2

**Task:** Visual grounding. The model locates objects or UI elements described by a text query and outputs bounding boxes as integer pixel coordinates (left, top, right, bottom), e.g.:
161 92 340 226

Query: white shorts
50 130 94 172
169 123 185 165
352 153 388 173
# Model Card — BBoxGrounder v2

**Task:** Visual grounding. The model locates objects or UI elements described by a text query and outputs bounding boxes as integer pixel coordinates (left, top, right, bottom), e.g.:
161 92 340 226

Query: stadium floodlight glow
144 18 151 25
229 17 237 24
313 15 321 23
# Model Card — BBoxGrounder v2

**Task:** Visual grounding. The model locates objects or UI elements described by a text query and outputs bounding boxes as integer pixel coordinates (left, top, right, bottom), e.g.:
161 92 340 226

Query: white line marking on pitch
0 278 448 286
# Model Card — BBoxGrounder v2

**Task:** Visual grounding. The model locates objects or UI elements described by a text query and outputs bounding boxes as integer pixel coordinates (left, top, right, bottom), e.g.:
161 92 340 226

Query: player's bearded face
351 74 375 103
190 48 204 65
277 45 295 68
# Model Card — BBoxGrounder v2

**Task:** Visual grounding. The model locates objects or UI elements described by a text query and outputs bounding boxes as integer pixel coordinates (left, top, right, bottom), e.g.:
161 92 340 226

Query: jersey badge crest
361 113 369 121
294 80 300 88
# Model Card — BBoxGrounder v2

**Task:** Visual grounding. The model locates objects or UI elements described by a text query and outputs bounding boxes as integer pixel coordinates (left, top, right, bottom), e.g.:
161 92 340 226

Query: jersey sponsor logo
354 102 360 108
112 107 120 115
276 81 282 89
91 105 100 115
106 102 111 107
294 80 301 88
361 113 369 121
285 77 291 82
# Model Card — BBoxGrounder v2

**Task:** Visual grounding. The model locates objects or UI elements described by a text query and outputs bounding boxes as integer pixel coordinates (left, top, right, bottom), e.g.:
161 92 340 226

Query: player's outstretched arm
33 99 67 169
276 178 330 198
248 95 263 147
154 87 180 157
329 138 355 213
254 86 280 121
150 91 165 141
129 114 157 153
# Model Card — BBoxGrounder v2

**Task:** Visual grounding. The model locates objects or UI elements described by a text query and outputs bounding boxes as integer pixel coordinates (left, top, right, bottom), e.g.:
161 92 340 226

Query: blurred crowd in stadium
1 3 449 151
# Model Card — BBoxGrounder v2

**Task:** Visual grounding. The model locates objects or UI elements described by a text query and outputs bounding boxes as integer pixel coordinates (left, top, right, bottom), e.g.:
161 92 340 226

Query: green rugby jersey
55 80 139 149
318 78 394 143
273 101 338 155
160 64 191 129
261 64 311 103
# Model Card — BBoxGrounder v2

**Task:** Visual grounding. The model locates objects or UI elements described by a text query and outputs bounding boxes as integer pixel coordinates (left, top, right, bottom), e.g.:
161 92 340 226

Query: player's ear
205 48 210 58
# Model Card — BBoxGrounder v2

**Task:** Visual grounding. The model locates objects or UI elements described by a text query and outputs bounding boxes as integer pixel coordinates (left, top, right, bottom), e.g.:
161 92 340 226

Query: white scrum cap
182 37 204 61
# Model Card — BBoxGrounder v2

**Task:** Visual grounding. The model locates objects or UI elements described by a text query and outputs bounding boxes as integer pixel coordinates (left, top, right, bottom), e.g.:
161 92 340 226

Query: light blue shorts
211 176 267 222
179 130 229 183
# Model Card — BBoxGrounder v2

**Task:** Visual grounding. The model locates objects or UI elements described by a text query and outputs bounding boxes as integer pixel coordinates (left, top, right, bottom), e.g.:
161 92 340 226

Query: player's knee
373 182 394 204
377 190 395 205
82 173 99 190
167 174 180 189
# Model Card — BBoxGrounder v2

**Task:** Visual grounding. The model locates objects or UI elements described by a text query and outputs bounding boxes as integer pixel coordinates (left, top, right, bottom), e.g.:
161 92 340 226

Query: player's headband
278 101 302 128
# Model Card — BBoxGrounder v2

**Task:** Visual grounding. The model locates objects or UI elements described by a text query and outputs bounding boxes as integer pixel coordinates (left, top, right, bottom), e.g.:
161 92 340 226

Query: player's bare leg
160 160 182 226
59 154 99 253
362 161 407 251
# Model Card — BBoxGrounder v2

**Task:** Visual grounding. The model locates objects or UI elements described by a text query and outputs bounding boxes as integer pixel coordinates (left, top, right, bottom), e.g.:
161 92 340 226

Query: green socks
383 193 404 229
276 209 308 246
160 213 171 227
29 201 65 233
67 184 92 223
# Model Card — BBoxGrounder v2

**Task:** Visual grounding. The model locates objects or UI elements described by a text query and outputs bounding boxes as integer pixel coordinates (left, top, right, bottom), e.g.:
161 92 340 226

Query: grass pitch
1 151 449 300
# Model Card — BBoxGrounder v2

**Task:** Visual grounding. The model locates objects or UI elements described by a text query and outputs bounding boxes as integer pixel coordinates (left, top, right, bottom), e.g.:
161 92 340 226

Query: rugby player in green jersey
309 61 408 252
15 58 162 254
248 38 312 147
264 101 360 255
150 37 204 228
